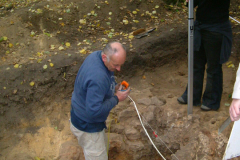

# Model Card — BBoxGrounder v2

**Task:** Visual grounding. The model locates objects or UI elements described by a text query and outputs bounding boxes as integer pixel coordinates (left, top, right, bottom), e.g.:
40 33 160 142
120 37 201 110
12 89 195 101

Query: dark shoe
178 96 201 106
201 105 211 111
177 97 187 104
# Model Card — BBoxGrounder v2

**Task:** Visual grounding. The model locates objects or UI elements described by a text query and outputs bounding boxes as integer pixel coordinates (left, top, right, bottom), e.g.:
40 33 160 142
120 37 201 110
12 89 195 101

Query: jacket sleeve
85 79 118 123
232 63 240 99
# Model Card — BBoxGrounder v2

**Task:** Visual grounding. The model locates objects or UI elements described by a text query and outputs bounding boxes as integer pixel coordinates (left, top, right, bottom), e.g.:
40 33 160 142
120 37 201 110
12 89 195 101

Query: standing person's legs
70 122 108 160
201 30 223 110
178 40 206 106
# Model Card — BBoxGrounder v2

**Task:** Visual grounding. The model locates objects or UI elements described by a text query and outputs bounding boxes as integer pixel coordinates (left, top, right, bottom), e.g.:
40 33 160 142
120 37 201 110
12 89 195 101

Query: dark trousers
181 30 223 110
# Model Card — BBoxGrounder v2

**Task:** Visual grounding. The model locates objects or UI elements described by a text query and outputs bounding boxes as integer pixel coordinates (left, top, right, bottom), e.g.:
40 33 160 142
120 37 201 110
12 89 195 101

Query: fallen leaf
13 89 18 94
30 31 35 37
65 42 71 47
142 75 146 79
50 45 55 50
9 43 13 48
133 20 139 23
224 103 230 107
37 59 42 63
59 46 64 50
228 64 235 68
43 64 48 69
14 64 19 68
80 49 86 54
35 157 41 160
36 9 43 14
50 63 54 67
123 19 128 24
128 35 134 39
29 81 35 86
132 11 137 14
79 19 86 25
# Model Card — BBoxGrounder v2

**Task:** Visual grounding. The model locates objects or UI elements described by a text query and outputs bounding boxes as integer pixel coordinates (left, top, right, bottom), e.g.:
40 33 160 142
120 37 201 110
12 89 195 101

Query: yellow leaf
129 35 134 39
9 43 13 48
123 19 128 24
3 87 6 90
59 46 64 50
14 64 19 68
37 52 43 57
226 61 232 65
228 64 235 68
80 49 86 54
29 81 35 86
65 42 71 47
37 9 43 14
151 83 155 86
43 64 48 69
109 12 112 15
132 11 137 14
13 89 18 94
50 63 54 67
155 5 159 8
79 19 86 25
142 75 146 79
50 45 55 50
105 1 109 4
133 20 139 23
3 36 7 41
35 157 41 160
37 59 42 63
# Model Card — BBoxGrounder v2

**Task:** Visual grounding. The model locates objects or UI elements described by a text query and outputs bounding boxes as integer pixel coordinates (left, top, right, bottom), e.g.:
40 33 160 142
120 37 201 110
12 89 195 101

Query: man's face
102 53 126 72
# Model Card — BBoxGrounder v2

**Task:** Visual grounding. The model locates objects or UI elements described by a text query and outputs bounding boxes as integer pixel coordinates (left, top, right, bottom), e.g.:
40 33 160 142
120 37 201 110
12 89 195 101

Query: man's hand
115 83 121 93
115 85 131 102
229 99 240 121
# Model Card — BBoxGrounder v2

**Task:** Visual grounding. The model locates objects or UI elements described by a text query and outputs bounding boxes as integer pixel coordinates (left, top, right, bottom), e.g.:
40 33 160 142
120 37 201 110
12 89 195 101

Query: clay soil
0 0 240 160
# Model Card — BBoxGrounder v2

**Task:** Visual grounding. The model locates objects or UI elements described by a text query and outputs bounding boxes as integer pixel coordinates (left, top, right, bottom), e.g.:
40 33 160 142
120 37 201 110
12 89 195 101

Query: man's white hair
102 42 126 62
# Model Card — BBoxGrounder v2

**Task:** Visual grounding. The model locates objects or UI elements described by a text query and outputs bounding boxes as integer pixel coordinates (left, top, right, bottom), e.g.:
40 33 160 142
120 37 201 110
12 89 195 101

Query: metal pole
188 0 194 115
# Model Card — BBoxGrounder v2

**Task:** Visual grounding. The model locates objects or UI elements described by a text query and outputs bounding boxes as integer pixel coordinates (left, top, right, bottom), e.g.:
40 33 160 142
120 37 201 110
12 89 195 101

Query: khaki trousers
70 122 108 160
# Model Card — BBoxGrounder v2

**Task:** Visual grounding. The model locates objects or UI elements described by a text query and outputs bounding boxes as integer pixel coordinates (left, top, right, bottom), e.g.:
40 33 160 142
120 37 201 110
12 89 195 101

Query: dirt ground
0 0 240 160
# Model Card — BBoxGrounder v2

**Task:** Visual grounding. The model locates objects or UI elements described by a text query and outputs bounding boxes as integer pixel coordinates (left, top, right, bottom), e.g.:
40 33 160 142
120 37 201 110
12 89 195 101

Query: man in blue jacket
70 42 131 160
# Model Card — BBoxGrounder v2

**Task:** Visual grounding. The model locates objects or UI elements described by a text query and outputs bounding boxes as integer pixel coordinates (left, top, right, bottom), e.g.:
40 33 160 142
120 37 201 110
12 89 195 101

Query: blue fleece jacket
71 50 118 133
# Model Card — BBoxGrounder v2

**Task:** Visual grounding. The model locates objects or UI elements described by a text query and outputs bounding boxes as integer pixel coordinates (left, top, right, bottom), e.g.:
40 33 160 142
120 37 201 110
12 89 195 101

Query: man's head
102 42 126 72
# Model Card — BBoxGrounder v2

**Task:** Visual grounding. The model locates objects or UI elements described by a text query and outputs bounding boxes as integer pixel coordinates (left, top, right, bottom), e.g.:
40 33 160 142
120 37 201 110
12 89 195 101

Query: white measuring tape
128 96 179 160
230 16 240 24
